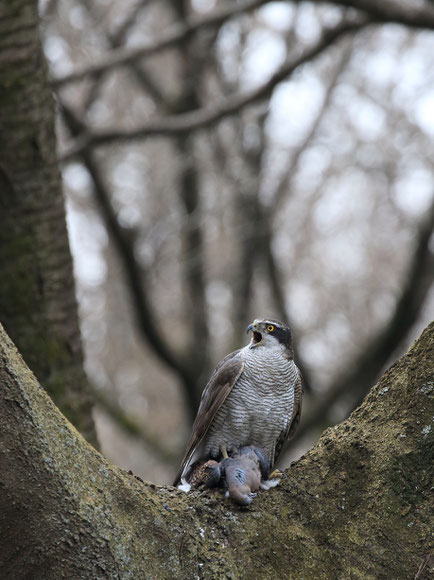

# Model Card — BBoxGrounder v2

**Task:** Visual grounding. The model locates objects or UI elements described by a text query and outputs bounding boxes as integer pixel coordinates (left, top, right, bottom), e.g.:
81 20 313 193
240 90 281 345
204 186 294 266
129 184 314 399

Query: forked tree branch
294 200 434 442
52 0 273 88
59 19 366 162
89 383 179 464
1 318 433 577
80 0 169 114
260 43 354 391
272 39 353 207
52 0 434 90
60 102 199 416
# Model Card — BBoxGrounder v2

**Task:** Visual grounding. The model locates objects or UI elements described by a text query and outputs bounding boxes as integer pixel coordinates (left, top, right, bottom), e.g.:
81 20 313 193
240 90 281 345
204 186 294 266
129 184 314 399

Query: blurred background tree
37 0 434 483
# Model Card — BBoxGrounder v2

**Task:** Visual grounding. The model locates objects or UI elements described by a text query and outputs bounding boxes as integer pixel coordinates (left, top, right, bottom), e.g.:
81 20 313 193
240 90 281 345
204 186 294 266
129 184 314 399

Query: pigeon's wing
173 351 245 486
273 368 303 465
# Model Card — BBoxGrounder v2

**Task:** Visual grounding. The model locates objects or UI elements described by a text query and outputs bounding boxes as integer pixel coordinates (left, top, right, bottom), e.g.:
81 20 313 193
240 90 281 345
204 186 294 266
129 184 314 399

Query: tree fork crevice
0 321 432 579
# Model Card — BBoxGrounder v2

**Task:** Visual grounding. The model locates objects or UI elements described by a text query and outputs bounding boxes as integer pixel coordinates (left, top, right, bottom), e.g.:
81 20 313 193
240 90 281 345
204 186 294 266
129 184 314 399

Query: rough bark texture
0 0 97 444
0 321 432 579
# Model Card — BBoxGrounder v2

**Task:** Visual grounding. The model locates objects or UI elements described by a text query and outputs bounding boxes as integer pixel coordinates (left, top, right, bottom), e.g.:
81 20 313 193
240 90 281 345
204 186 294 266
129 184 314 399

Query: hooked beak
247 322 262 347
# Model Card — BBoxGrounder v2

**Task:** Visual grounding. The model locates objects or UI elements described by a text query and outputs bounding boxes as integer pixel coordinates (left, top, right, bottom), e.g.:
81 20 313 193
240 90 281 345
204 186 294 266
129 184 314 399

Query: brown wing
274 368 303 465
173 351 245 485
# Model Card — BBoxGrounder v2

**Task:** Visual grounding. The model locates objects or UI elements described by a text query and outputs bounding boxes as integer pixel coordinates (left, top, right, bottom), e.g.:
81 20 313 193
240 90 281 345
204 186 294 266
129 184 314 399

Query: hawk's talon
270 468 287 479
260 468 287 490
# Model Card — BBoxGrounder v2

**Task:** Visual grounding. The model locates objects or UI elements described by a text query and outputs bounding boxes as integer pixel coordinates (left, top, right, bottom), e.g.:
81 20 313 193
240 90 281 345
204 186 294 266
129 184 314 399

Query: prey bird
188 446 272 507
222 446 271 506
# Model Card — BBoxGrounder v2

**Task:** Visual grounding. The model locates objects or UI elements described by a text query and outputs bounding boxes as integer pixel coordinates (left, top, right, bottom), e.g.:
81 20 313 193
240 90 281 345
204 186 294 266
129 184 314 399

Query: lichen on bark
0 321 432 579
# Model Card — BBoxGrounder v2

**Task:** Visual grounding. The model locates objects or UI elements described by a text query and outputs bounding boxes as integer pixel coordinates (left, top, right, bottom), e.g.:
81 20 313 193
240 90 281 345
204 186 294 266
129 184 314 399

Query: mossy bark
0 320 432 579
0 0 97 444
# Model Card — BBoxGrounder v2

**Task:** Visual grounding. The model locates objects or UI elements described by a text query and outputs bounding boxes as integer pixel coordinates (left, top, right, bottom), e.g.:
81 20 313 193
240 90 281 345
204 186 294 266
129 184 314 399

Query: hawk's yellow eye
267 324 275 332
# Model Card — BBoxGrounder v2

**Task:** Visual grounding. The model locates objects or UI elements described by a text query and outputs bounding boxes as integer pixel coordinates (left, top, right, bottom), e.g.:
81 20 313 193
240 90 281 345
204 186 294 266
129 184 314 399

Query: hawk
173 318 302 488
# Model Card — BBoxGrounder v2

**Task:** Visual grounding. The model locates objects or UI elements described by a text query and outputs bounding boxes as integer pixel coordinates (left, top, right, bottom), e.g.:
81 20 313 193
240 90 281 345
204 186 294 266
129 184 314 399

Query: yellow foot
220 444 229 459
270 468 287 480
260 469 287 490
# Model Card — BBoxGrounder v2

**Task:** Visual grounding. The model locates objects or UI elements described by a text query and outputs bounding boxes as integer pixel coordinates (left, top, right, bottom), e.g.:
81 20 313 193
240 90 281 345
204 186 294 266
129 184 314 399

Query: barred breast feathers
240 343 298 388
202 342 297 463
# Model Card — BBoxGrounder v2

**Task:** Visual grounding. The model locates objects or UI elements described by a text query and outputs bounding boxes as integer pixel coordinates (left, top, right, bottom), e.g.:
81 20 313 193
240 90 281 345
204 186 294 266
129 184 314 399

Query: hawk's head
247 318 293 356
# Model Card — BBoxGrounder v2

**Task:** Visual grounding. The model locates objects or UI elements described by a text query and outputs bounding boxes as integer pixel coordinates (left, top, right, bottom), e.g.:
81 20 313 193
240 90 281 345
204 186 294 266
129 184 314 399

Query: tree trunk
0 320 432 579
0 0 97 444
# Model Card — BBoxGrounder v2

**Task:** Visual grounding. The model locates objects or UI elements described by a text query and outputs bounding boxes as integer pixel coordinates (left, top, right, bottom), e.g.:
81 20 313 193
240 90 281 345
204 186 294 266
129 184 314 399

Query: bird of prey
173 318 302 489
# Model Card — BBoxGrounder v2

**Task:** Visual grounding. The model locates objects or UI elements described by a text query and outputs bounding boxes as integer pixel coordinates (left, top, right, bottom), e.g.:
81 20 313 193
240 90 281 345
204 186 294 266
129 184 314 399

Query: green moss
386 436 433 503
0 235 38 316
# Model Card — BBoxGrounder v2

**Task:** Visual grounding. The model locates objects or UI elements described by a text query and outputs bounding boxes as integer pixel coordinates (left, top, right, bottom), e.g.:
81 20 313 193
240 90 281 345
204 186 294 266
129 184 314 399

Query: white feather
177 478 191 492
260 478 280 490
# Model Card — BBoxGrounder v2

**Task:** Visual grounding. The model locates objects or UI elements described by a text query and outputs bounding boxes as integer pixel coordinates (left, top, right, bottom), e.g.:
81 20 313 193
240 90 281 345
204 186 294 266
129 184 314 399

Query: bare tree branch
206 120 259 342
258 41 355 392
109 0 152 47
60 19 366 162
273 39 353 207
173 21 214 390
78 0 170 114
295 199 434 441
203 27 261 342
52 0 273 89
52 0 434 91
60 6 222 416
177 138 210 379
89 383 179 464
206 26 316 388
329 0 434 28
1 317 433 577
60 101 199 417
260 213 314 393
209 106 315 390
161 6 226 396
106 1 170 109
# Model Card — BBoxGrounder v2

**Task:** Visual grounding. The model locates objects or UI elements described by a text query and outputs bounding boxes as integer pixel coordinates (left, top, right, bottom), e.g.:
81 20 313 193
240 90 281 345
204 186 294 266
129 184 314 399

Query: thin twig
273 38 354 208
414 553 432 580
295 200 434 441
